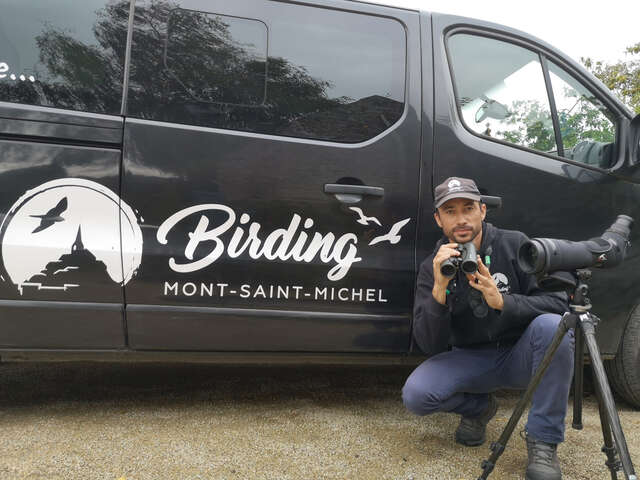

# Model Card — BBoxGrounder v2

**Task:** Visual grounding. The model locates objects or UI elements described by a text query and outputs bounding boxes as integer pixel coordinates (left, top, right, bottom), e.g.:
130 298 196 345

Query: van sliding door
122 0 423 352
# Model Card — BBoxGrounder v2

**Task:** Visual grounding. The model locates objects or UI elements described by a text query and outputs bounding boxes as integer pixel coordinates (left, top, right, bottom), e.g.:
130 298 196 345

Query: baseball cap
434 177 482 208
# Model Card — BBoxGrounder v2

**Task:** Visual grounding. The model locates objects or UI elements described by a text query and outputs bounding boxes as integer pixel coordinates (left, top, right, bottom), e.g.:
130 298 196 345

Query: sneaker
522 430 562 480
454 394 498 446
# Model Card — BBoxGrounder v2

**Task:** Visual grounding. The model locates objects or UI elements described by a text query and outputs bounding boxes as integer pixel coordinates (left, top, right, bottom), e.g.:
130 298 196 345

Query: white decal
30 197 67 233
492 272 510 294
448 179 462 190
53 266 79 275
368 218 411 246
157 204 362 281
163 281 388 303
348 207 381 226
0 179 143 294
0 62 35 82
19 282 79 294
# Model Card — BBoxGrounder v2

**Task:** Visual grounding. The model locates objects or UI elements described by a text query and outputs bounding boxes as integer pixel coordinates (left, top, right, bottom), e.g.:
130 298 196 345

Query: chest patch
492 272 511 294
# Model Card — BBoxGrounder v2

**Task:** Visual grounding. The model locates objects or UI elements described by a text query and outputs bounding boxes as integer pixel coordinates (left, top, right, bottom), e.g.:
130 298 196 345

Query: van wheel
605 305 640 409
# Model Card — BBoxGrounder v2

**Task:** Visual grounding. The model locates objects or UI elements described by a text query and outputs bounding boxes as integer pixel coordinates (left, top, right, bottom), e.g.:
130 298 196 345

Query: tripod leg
581 314 637 480
592 365 621 480
573 319 584 430
477 313 574 480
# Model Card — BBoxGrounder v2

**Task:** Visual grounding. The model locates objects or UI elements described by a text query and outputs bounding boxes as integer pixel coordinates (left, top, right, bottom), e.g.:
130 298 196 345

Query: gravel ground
0 362 637 480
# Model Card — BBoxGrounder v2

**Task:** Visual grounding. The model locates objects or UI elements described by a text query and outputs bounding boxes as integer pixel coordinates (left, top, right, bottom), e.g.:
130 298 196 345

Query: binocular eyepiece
440 242 478 278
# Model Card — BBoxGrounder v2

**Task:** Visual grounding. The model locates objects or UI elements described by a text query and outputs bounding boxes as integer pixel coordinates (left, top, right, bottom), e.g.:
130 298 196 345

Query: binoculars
440 242 478 278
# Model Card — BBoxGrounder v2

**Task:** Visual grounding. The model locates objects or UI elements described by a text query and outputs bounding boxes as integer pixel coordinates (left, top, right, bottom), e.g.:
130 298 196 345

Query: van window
447 34 558 155
128 2 406 143
0 0 127 115
548 62 616 168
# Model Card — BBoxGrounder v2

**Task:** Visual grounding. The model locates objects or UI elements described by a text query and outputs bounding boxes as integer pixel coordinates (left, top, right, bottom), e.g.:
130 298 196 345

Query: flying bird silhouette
30 197 67 233
368 218 411 246
349 207 382 226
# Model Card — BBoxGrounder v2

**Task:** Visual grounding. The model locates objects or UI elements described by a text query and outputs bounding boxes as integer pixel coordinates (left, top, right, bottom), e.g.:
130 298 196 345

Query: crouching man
402 177 574 480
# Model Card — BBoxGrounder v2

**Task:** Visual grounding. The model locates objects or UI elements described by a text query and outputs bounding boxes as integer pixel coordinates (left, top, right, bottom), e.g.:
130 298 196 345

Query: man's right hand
432 243 460 305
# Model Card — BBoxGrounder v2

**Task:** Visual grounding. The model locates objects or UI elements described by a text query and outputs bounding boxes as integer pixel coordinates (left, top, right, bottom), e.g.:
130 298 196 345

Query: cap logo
448 179 462 192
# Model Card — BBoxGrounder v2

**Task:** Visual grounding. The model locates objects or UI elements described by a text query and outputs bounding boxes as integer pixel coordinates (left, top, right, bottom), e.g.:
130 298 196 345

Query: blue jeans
402 314 575 444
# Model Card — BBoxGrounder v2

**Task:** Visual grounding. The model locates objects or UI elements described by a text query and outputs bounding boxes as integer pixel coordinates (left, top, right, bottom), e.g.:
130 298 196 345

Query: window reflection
449 34 557 155
129 0 406 143
0 0 128 114
0 0 407 142
548 62 616 168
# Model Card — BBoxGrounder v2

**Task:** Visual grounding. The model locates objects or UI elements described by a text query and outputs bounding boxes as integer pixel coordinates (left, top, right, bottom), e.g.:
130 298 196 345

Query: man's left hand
466 256 504 311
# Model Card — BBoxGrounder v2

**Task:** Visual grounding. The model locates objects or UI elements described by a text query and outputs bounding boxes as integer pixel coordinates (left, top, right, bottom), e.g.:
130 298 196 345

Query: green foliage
557 103 616 149
582 42 640 114
497 99 556 152
496 94 615 156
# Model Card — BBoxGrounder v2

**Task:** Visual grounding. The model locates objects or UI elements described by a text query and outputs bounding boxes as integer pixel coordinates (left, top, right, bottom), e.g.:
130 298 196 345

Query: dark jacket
412 222 568 356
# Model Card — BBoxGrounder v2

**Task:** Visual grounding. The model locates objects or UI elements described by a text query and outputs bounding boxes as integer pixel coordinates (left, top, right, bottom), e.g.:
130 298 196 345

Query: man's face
434 198 486 244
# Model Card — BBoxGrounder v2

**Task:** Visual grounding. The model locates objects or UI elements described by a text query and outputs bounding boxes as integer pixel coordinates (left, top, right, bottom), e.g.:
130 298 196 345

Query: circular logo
492 272 510 293
448 179 462 189
0 179 142 294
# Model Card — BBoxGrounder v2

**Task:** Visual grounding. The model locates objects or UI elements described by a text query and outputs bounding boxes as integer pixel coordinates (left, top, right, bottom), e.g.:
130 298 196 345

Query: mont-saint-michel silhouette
19 226 113 295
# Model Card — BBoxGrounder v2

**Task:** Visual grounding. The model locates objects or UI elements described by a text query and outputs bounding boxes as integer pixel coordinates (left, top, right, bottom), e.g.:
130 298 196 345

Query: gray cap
434 177 481 208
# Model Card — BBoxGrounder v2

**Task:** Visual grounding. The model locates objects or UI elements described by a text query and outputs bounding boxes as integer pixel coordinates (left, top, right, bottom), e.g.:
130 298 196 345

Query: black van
1 0 639 406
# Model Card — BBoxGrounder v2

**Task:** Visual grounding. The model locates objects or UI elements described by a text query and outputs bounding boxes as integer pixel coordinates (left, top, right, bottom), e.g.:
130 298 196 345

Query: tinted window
548 62 616 168
448 34 558 155
128 1 406 143
0 0 128 115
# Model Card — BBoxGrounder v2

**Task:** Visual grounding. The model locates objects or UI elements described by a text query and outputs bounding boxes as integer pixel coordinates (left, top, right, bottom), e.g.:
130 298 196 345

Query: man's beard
450 225 480 243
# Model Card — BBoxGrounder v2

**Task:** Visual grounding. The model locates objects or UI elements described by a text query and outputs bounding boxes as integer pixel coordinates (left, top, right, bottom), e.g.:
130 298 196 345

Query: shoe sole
455 433 486 447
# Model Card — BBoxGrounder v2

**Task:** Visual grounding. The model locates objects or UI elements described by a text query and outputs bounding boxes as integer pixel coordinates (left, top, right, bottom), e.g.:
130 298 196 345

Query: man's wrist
492 293 504 311
432 284 448 305
494 294 504 311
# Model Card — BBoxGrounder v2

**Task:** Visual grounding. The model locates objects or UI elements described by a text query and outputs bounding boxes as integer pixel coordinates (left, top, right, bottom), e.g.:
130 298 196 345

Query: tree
582 42 640 114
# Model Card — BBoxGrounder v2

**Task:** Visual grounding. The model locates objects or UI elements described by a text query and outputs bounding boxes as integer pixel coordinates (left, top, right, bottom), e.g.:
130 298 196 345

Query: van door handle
324 184 385 204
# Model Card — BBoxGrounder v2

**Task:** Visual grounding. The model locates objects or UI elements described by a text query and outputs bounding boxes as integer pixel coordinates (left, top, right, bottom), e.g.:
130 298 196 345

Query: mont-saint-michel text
164 281 388 303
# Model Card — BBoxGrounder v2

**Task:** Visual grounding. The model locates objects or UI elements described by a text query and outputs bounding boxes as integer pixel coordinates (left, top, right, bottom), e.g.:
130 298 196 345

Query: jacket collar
479 222 496 255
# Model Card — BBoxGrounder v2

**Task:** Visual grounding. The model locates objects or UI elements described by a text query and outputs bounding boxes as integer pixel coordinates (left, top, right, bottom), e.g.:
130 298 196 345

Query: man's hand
466 256 504 310
432 243 460 305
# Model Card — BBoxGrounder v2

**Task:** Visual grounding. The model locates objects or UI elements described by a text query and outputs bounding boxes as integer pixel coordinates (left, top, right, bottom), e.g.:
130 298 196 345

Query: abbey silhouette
20 226 113 295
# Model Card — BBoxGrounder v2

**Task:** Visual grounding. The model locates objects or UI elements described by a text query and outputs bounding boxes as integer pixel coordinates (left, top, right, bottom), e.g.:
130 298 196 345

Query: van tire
605 305 640 409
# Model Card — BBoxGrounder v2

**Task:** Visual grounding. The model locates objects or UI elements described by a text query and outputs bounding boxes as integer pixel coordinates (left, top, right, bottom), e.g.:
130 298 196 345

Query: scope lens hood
517 239 546 274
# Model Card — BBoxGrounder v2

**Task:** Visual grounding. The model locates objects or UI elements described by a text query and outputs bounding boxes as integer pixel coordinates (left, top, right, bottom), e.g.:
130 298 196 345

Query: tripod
477 269 637 480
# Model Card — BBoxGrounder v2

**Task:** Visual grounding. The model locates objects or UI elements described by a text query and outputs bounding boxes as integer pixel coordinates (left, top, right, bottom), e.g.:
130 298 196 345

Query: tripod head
528 267 593 313
569 269 593 313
